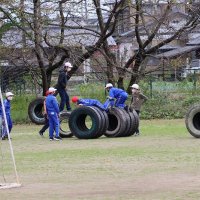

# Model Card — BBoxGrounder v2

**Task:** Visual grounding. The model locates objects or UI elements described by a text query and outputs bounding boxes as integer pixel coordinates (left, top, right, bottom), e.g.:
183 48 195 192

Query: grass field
1 119 200 200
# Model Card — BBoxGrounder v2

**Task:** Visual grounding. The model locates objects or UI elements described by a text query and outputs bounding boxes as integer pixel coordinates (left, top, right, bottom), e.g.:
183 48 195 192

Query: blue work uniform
78 99 106 111
0 103 2 137
104 87 128 108
2 99 13 138
0 103 2 116
46 94 60 139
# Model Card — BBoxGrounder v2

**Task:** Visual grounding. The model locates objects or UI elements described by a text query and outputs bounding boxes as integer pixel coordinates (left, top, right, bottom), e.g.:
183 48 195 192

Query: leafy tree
123 0 200 92
0 0 199 94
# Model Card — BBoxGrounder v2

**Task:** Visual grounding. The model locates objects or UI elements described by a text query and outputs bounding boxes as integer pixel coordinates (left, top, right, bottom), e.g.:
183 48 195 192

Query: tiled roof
187 36 200 45
156 45 200 59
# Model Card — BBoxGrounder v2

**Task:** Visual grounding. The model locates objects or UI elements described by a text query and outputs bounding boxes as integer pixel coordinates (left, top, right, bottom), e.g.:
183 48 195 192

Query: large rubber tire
131 109 139 133
28 97 45 125
104 107 127 137
87 106 105 138
102 110 109 134
124 110 137 136
118 108 131 137
59 111 73 138
68 106 103 139
185 104 200 138
92 107 109 135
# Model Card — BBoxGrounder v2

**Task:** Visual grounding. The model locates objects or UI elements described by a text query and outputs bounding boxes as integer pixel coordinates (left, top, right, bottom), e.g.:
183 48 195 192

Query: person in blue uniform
0 101 3 139
46 87 61 141
56 62 73 111
71 96 107 111
104 83 128 109
1 92 14 140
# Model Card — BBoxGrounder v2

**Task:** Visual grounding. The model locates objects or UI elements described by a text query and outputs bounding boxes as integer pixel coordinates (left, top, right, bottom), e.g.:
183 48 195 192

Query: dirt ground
1 120 200 200
7 172 200 200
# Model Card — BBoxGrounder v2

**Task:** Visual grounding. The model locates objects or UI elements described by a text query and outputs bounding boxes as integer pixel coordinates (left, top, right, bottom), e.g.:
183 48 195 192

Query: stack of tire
185 104 200 138
68 106 139 139
28 97 139 139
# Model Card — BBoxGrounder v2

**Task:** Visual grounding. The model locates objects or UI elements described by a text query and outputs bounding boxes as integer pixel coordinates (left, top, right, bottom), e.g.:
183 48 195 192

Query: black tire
101 110 109 134
59 111 73 138
87 106 105 138
118 108 131 137
125 110 137 136
28 97 45 125
92 107 108 135
185 104 200 138
68 106 102 139
131 109 139 133
104 107 127 137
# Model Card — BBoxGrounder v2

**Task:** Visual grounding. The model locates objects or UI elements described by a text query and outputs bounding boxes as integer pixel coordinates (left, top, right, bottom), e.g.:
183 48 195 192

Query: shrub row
9 80 200 123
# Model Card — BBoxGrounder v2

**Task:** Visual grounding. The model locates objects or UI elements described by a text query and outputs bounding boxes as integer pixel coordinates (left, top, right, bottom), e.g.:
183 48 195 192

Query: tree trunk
41 69 48 94
117 77 124 90
33 0 47 95
102 43 115 85
127 54 145 94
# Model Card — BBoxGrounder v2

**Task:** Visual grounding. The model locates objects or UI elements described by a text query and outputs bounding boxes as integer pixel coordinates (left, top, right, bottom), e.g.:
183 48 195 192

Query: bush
10 95 39 124
8 80 200 123
75 82 107 103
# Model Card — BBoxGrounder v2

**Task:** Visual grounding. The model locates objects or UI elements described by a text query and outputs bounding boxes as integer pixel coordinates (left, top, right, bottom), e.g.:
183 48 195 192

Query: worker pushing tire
28 83 139 139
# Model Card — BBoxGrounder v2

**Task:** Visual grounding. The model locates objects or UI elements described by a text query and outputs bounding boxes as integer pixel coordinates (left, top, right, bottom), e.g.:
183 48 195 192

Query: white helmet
64 62 73 68
105 83 113 89
48 87 57 93
6 92 14 97
131 84 139 90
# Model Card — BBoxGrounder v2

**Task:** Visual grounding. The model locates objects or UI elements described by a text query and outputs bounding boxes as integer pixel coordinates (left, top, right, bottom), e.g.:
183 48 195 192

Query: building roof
1 25 116 48
159 44 180 50
187 36 200 45
104 0 187 4
156 45 200 59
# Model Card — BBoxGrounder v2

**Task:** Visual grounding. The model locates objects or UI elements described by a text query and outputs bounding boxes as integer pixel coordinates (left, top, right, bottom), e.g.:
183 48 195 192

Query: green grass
1 119 200 199
11 95 37 123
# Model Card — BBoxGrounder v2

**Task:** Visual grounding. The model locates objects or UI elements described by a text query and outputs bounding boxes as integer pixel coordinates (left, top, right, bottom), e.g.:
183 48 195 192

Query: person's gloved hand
124 105 129 112
129 107 133 112
106 106 113 113
107 96 114 100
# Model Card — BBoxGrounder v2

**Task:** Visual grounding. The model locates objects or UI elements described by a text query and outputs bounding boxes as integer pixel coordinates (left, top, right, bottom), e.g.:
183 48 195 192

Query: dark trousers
136 110 140 133
57 88 71 111
39 114 49 133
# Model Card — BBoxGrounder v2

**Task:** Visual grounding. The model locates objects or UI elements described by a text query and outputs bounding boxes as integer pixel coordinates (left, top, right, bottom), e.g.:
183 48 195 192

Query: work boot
134 132 140 136
1 136 6 140
54 136 62 141
39 131 44 136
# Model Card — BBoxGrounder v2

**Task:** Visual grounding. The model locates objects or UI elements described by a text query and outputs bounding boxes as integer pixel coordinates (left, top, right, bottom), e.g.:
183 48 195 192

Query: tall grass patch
11 95 37 123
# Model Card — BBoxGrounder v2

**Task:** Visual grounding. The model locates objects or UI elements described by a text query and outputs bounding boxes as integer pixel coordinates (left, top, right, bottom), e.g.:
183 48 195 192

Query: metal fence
1 69 200 98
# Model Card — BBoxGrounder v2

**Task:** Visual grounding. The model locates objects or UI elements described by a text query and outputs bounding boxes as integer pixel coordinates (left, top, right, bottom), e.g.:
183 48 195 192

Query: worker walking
1 92 14 140
104 83 128 109
56 62 73 111
0 101 2 139
130 83 148 136
46 87 61 141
